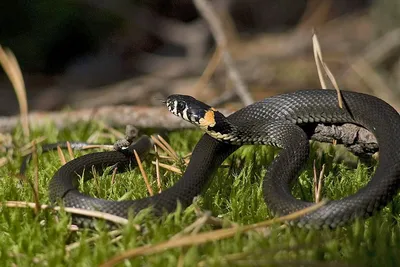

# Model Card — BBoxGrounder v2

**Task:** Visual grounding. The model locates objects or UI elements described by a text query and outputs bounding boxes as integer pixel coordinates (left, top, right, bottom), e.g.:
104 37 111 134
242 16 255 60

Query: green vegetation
1 122 400 267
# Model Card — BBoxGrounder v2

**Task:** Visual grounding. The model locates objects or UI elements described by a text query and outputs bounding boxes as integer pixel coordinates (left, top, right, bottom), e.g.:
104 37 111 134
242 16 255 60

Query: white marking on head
182 106 189 121
172 100 178 115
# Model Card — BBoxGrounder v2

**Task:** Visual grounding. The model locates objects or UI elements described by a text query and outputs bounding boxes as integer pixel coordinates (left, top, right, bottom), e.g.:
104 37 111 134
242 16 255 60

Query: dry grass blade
154 145 162 193
312 32 327 89
57 146 67 165
111 166 118 184
156 154 175 161
151 161 182 175
151 135 178 161
183 152 192 159
66 141 74 160
0 46 30 138
157 135 180 160
312 32 343 108
31 140 41 214
133 150 154 196
3 201 134 227
100 201 326 267
313 161 325 203
313 160 317 201
316 164 325 203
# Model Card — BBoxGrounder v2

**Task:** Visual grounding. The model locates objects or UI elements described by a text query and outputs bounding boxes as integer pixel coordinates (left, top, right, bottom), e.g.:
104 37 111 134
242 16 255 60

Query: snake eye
176 101 186 112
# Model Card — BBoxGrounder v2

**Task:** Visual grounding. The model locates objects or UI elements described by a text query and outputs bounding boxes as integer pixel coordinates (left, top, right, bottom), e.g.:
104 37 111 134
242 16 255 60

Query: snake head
166 94 237 142
166 94 221 129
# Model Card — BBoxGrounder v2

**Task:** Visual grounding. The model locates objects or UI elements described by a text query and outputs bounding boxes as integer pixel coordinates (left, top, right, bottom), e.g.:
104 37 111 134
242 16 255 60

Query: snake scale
49 89 400 228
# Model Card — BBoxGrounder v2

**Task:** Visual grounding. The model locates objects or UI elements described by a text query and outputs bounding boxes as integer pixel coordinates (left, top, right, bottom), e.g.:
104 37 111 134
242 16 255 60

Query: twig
311 123 378 157
3 201 133 226
350 58 399 110
81 144 115 150
0 106 225 134
209 90 237 107
193 0 253 106
194 47 223 91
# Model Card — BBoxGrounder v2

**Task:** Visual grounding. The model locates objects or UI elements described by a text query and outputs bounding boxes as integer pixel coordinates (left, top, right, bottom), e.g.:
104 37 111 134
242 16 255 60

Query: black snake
49 89 400 228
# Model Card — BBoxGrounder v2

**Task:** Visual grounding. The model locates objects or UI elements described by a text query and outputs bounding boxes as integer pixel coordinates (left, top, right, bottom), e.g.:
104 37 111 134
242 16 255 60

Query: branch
1 106 378 157
193 0 254 106
310 123 378 157
0 106 202 133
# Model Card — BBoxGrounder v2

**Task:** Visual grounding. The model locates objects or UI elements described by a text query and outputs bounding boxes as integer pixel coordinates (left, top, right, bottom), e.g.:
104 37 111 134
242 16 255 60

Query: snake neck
204 113 268 146
202 108 284 146
202 110 241 144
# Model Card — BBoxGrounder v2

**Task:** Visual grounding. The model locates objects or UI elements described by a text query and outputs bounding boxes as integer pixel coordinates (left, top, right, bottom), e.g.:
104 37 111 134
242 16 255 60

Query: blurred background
1 0 400 116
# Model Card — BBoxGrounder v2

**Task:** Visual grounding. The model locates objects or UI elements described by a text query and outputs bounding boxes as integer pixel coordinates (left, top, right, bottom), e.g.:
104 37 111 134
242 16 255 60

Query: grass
1 122 400 267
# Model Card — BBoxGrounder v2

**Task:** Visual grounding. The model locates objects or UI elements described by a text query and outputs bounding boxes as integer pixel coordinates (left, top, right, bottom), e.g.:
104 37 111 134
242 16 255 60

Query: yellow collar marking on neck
199 109 216 128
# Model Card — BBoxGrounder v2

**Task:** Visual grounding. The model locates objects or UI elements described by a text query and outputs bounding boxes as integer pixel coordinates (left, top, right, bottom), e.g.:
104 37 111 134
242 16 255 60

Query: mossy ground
1 122 399 266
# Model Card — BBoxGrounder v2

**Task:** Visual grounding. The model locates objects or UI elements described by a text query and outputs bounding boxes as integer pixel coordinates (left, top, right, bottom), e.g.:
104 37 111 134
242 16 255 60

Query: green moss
0 122 399 266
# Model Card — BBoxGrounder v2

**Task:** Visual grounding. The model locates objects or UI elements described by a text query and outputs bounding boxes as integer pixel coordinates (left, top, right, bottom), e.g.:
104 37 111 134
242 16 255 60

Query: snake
49 89 400 228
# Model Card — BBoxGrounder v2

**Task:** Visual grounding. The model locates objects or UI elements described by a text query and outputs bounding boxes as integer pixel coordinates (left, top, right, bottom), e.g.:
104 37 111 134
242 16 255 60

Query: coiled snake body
49 89 400 228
